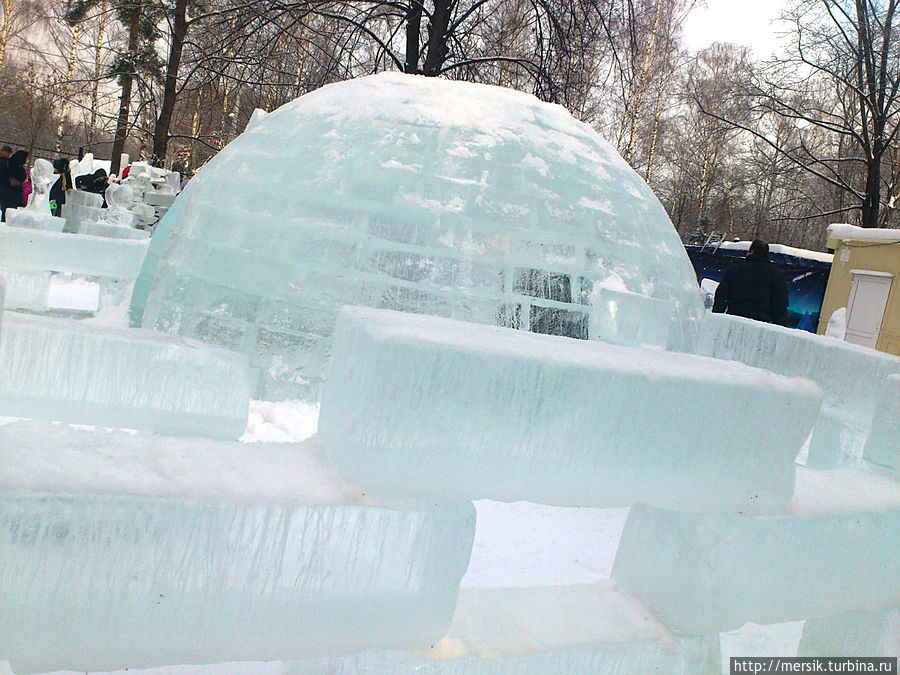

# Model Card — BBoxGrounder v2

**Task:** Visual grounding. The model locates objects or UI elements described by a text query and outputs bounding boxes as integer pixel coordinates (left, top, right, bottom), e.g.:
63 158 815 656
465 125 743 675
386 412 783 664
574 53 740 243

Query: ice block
79 219 151 239
132 72 705 399
283 584 720 674
4 208 66 232
318 307 822 510
588 284 675 348
0 271 50 311
0 311 256 439
0 422 475 673
0 224 149 280
684 312 900 456
864 374 900 472
612 467 900 634
62 202 102 233
66 188 103 208
798 609 900 657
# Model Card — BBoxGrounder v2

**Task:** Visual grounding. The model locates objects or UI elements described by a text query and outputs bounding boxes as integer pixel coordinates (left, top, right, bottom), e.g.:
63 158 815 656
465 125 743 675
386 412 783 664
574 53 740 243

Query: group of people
0 146 74 222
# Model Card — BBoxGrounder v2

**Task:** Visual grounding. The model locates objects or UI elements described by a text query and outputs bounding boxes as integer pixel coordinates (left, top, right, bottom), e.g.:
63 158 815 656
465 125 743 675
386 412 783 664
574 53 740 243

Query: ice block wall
864 374 900 471
798 609 900 657
133 72 703 399
611 467 900 634
0 422 476 673
0 312 255 439
319 307 821 510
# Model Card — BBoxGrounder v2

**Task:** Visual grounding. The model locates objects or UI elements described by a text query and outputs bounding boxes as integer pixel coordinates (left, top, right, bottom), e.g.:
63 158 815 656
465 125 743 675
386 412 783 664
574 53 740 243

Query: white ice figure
69 152 94 183
318 307 822 510
102 182 134 227
0 312 255 438
25 158 54 214
0 421 475 673
611 466 900 634
132 72 704 399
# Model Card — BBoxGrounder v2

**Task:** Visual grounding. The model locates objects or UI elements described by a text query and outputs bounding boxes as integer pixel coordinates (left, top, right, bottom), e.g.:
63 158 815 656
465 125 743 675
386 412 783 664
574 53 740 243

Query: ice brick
80 220 151 239
0 224 148 280
132 73 704 398
62 202 102 232
864 374 900 472
683 312 900 457
612 467 900 634
798 609 900 657
318 307 821 509
0 311 255 439
588 284 674 348
66 188 103 208
284 584 720 674
5 208 66 232
0 423 475 672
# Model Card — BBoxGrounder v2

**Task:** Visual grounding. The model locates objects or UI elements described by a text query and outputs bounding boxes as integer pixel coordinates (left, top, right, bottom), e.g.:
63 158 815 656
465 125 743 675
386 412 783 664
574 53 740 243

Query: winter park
0 1 900 674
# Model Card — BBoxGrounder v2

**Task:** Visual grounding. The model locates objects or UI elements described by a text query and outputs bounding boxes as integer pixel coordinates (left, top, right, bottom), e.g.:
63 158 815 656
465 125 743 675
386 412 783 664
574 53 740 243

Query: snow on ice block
798 609 900 657
0 422 475 673
0 224 148 280
0 311 255 439
4 208 66 232
318 307 822 510
284 584 720 674
864 374 900 472
611 467 900 634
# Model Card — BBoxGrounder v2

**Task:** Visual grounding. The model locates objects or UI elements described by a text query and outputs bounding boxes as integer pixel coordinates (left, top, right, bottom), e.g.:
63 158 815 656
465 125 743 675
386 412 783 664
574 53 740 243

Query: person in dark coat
0 146 11 219
1 150 28 220
49 157 72 216
712 239 789 325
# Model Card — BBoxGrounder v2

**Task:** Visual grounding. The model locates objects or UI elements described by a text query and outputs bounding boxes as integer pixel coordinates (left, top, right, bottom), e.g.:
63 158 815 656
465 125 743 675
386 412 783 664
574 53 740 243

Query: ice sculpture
864 374 900 471
132 72 704 399
5 159 66 232
611 467 900 634
318 307 821 509
799 609 900 657
681 312 900 463
0 312 256 438
0 423 475 673
284 584 720 674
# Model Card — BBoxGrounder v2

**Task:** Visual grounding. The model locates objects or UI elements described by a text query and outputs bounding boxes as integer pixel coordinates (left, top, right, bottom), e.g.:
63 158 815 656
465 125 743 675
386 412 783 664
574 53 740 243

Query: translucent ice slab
62 202 102 233
0 271 48 312
588 284 679 348
0 423 475 674
4 208 66 232
864 374 900 472
0 311 255 439
319 307 822 509
284 584 720 674
798 609 899 657
133 72 704 399
612 467 900 634
0 224 148 280
682 313 900 457
80 220 151 239
66 188 103 208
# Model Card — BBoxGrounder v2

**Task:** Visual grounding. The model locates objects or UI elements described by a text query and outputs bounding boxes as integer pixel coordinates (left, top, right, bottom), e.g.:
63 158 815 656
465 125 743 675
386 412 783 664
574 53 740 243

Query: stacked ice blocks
0 422 475 673
5 208 66 232
0 311 255 439
683 312 900 465
864 373 900 472
319 307 822 510
611 467 900 634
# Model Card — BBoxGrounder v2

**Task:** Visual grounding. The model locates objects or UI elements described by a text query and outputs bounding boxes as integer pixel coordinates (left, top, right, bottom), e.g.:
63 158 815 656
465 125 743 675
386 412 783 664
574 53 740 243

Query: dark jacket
712 252 789 324
0 151 27 215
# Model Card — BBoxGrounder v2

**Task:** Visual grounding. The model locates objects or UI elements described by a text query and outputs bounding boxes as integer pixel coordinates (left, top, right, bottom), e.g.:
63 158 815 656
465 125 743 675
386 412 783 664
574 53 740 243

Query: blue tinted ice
318 306 821 509
612 467 900 633
864 374 900 472
0 311 255 438
132 72 703 399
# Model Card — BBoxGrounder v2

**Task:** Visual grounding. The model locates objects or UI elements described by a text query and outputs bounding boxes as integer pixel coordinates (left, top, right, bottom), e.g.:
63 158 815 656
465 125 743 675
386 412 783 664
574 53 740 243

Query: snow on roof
717 240 834 263
827 223 900 244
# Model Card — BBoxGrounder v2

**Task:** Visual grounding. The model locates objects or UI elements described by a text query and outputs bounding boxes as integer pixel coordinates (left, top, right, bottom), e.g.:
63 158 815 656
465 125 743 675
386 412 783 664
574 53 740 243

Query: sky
682 0 789 59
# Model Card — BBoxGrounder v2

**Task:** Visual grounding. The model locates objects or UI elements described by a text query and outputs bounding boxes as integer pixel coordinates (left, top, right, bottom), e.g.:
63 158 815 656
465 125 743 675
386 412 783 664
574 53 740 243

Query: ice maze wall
132 73 703 399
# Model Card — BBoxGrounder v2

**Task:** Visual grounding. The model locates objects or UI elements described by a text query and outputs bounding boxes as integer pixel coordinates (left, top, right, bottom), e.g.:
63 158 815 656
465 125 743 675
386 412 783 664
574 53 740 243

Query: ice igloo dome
132 73 703 399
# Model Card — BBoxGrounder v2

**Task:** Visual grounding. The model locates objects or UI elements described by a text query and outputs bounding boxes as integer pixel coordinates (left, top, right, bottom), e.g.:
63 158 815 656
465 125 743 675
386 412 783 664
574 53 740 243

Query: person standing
0 146 12 219
1 150 28 221
50 157 72 217
712 239 789 325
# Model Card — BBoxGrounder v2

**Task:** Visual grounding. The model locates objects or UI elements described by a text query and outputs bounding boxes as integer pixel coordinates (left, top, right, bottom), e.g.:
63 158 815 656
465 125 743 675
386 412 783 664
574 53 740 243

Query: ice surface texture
799 609 900 657
4 208 66 232
132 72 703 399
0 224 148 279
682 312 900 459
864 374 900 471
319 307 821 509
612 468 900 634
283 584 720 674
0 311 255 438
1 495 474 673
